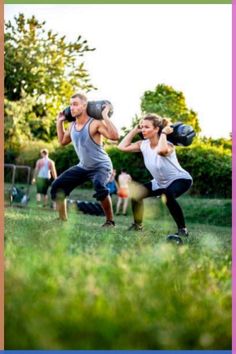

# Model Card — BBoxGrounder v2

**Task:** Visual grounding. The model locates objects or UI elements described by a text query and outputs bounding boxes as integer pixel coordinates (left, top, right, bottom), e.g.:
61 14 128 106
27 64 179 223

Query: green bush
107 142 231 198
4 140 59 183
15 140 58 168
176 142 231 198
107 146 152 183
4 140 58 168
50 144 78 175
4 147 20 165
5 138 231 198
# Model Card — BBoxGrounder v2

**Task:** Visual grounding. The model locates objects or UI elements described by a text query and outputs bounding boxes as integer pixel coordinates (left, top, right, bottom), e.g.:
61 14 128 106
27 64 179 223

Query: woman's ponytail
161 117 171 128
158 117 172 135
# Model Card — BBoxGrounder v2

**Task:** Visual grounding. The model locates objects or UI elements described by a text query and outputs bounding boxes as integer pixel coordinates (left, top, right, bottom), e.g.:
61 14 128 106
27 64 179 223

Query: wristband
161 132 167 135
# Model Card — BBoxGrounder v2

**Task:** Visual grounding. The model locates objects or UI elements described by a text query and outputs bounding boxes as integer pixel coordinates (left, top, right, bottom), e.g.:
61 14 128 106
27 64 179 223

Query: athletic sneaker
127 223 143 231
176 228 189 237
166 234 183 245
102 220 115 227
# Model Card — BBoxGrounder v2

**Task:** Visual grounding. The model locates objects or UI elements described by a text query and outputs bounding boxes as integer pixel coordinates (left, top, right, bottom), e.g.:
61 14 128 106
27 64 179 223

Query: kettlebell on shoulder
168 122 196 146
63 100 113 122
139 122 196 147
87 100 113 120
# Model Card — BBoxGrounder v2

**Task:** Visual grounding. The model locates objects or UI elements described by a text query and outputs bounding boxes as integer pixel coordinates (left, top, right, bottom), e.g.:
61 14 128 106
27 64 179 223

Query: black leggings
132 179 192 229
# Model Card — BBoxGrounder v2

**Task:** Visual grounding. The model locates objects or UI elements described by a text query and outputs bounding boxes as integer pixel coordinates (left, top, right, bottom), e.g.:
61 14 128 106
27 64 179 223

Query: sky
4 4 232 138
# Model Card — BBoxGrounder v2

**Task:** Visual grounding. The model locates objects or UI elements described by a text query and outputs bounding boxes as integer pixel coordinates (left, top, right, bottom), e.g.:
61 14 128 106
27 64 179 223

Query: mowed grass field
4 186 232 349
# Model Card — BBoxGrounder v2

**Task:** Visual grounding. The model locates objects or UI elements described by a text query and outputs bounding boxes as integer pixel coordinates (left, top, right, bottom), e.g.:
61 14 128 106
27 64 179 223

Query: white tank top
38 158 51 179
140 139 192 190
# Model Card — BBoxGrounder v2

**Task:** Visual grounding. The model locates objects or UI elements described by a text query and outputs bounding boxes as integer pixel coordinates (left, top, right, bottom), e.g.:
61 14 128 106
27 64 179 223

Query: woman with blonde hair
118 113 192 242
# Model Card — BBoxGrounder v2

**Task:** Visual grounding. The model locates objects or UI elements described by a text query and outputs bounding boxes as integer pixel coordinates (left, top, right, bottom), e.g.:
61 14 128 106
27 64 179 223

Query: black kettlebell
168 122 196 146
63 106 74 122
63 100 113 122
138 122 195 147
87 100 113 120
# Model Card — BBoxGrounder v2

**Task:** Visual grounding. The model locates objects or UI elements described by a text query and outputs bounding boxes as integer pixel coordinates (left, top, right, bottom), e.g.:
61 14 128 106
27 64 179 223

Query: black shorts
51 165 112 201
36 177 51 195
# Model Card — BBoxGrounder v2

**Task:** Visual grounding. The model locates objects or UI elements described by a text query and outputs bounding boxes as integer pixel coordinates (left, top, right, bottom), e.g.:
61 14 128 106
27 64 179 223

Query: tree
141 84 201 133
120 84 201 140
4 96 33 150
4 13 96 144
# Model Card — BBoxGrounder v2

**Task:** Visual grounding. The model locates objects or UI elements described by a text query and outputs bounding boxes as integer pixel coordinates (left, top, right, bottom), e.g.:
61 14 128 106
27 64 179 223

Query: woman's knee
167 179 192 198
162 191 176 205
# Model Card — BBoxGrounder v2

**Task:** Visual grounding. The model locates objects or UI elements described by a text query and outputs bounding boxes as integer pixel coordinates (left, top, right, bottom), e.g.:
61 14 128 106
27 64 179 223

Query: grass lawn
4 186 232 349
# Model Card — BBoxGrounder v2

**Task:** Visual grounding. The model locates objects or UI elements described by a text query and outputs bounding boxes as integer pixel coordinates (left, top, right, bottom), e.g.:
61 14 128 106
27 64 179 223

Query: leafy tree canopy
141 84 201 133
5 13 96 144
121 84 201 139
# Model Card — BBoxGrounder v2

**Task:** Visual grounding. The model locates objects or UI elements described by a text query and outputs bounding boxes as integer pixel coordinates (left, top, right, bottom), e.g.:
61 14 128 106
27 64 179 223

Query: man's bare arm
97 104 119 140
56 112 72 146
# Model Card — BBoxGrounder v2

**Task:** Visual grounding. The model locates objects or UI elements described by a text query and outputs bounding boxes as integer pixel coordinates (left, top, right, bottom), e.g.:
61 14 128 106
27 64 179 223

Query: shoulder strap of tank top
71 118 92 133
37 159 43 169
69 121 75 134
140 139 146 150
87 117 94 128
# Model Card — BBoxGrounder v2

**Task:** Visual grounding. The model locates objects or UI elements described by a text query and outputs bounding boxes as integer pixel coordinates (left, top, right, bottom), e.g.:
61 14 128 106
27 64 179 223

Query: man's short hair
71 93 88 103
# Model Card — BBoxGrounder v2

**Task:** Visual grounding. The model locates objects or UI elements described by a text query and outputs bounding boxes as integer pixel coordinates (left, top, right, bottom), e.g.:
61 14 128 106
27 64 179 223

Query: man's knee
93 189 109 201
50 180 57 200
51 179 66 201
93 179 109 201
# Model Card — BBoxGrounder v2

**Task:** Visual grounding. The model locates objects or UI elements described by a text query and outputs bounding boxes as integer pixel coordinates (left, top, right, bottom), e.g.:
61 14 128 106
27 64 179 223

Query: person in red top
116 169 132 216
32 149 57 207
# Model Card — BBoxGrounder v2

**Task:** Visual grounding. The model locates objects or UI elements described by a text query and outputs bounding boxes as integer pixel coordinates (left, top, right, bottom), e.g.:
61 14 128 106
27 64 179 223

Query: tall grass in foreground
4 193 231 349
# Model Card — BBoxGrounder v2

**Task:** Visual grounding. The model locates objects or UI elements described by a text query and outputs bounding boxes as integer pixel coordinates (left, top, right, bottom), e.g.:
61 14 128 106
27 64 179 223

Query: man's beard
73 110 83 118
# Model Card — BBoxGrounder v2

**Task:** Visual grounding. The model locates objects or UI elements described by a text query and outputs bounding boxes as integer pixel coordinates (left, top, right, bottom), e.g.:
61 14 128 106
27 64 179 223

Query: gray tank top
70 117 112 171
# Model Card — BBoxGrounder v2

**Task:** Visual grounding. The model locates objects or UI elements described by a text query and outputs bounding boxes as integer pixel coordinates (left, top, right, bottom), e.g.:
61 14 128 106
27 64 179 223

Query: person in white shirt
32 149 57 207
118 113 192 241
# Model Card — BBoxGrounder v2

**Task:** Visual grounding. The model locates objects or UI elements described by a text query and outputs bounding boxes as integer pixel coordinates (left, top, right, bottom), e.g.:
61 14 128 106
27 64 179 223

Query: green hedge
50 144 78 174
14 140 58 168
5 140 231 198
4 140 59 183
176 144 231 198
107 143 231 198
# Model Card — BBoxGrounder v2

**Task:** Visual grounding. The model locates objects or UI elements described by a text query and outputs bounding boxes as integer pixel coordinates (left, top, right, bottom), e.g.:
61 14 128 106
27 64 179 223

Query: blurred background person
32 149 57 207
116 169 132 216
106 169 117 196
